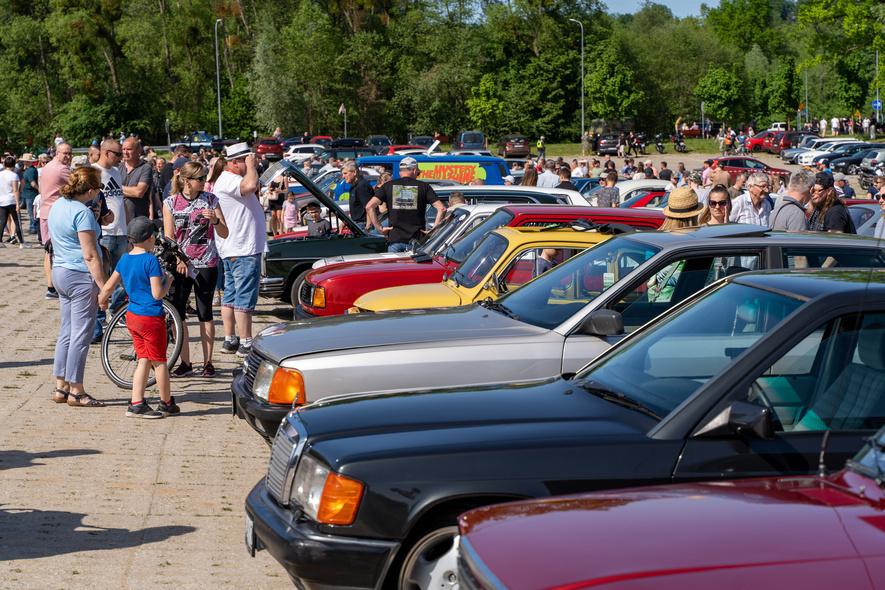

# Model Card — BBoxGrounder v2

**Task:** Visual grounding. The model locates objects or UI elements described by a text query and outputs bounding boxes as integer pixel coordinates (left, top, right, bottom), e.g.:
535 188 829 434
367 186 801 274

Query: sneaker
45 289 59 300
157 397 181 416
212 293 221 306
185 304 197 317
9 236 20 244
126 402 164 419
221 338 240 354
20 243 34 249
236 343 252 358
171 362 193 378
201 362 216 377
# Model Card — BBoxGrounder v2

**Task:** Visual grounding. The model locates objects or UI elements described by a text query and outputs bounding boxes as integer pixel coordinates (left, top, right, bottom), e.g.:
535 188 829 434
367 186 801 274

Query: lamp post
569 18 585 140
214 18 223 139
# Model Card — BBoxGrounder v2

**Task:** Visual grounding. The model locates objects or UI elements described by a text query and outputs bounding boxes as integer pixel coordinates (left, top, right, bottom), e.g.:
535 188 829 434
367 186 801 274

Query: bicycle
100 235 186 389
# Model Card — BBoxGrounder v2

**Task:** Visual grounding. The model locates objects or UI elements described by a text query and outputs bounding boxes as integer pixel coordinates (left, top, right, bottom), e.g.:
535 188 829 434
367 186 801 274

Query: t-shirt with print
213 170 266 257
46 197 102 273
377 178 439 243
119 160 153 219
163 191 220 268
116 252 164 317
93 163 126 236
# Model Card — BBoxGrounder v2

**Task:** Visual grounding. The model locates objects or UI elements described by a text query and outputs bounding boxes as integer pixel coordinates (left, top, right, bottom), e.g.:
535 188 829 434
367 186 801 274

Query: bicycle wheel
101 300 185 389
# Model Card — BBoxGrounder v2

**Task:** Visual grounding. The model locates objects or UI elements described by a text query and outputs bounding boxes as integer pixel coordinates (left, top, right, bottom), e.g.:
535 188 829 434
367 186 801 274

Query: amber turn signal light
312 286 326 308
267 368 306 406
317 473 364 525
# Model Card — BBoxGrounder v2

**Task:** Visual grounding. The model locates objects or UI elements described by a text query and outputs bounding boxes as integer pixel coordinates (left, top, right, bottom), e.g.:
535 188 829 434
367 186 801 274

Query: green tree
584 46 645 132
834 53 872 114
768 59 797 126
695 66 744 124
705 0 789 57
466 74 504 137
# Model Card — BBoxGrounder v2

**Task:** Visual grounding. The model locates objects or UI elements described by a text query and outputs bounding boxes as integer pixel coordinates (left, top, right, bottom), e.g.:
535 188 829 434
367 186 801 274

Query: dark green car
258 161 387 303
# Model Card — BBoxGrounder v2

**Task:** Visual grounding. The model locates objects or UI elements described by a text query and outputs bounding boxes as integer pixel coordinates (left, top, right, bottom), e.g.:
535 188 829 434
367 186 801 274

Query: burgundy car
714 156 791 182
459 428 885 590
297 206 664 317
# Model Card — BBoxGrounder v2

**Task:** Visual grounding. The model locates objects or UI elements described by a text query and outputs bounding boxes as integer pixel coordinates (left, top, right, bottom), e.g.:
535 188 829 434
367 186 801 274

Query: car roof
358 155 504 165
729 268 885 301
625 224 884 248
500 204 664 220
493 225 613 244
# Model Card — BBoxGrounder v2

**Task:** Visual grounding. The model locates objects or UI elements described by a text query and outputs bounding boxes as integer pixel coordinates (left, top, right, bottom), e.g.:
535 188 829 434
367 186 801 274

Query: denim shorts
222 255 261 313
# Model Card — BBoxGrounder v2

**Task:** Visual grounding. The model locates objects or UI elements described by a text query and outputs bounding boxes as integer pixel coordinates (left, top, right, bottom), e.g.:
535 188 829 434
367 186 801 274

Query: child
98 217 180 419
283 193 299 232
305 201 332 237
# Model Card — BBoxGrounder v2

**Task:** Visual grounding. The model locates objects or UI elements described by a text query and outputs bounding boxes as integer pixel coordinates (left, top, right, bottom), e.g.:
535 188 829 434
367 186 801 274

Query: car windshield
495 236 661 329
452 233 509 289
419 208 471 255
846 426 885 488
573 281 804 418
442 209 515 264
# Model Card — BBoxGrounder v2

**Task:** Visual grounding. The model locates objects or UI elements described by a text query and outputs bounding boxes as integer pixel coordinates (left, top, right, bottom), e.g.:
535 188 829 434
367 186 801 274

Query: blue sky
607 0 719 18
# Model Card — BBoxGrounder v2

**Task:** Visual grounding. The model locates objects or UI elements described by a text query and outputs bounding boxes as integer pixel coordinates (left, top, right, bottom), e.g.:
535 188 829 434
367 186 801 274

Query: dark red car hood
460 471 885 589
307 255 449 284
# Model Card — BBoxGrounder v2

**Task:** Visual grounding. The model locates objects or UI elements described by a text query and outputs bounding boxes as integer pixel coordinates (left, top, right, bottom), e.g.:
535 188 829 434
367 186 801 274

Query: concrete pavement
0 244 293 589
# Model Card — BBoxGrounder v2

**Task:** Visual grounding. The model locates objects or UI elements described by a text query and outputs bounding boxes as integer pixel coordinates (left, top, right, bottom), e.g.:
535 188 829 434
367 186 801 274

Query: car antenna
817 429 831 478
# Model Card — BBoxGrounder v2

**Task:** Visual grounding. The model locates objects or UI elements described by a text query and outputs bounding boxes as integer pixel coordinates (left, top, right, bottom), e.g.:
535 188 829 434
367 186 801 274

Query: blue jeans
24 197 37 233
222 255 261 313
388 242 411 253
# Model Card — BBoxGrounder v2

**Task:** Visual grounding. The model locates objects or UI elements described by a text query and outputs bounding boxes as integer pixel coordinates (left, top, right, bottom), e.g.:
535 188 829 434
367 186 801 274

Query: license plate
245 513 256 556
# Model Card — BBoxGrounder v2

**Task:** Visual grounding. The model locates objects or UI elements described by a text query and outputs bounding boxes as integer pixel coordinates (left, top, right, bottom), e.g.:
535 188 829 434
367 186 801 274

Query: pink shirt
39 159 71 243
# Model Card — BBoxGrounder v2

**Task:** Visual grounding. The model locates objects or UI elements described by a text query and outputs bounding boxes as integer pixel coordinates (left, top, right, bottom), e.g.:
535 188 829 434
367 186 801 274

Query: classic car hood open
253 303 543 362
295 377 656 448
459 476 879 590
353 282 463 311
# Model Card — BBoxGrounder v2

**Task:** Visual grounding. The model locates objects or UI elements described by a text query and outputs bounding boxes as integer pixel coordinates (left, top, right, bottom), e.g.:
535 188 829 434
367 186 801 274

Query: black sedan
245 268 885 590
831 146 885 175
596 133 620 155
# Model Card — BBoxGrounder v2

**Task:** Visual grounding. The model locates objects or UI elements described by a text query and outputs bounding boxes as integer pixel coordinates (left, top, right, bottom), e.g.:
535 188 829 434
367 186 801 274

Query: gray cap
400 156 418 169
833 172 846 182
127 217 155 243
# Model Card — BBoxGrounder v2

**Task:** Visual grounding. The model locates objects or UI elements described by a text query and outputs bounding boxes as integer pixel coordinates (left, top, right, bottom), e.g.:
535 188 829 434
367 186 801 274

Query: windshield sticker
603 272 615 288
392 185 419 210
418 163 487 183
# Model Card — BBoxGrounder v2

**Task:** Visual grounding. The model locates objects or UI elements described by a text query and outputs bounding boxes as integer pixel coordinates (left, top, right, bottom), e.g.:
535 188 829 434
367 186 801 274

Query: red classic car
458 429 885 590
713 156 791 182
297 206 664 317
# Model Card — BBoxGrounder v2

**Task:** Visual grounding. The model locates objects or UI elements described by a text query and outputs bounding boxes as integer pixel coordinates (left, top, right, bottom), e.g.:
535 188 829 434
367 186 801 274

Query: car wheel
752 145 761 152
848 164 859 175
397 524 460 590
289 268 313 307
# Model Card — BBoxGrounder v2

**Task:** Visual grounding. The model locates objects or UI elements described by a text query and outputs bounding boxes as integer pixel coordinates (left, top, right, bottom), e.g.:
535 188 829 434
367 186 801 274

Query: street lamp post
569 19 585 140
214 18 223 139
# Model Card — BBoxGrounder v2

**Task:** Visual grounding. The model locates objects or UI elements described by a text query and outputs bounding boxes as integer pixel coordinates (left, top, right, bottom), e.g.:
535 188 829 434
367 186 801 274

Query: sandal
52 389 69 404
67 393 105 407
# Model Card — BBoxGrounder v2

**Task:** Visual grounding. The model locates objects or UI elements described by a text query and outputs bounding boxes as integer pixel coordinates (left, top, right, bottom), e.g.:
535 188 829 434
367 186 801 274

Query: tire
290 268 313 308
395 523 461 590
101 300 184 389
859 177 872 190
848 164 859 175
752 145 761 152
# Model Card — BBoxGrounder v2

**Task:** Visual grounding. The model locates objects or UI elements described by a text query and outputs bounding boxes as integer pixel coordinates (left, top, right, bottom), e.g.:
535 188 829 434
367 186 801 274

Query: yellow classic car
350 225 619 313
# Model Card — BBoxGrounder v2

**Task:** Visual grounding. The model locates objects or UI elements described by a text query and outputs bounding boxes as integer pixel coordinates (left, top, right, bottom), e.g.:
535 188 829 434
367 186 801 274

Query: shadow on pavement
0 358 54 370
0 448 102 472
0 505 195 559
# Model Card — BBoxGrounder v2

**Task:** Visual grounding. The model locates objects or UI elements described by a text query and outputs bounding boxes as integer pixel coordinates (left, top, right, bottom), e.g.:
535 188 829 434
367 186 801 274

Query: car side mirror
574 309 624 336
485 272 503 293
694 400 774 441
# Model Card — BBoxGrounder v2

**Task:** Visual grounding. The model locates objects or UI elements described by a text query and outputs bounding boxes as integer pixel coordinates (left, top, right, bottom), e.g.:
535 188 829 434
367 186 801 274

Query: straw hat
19 153 37 162
663 186 707 219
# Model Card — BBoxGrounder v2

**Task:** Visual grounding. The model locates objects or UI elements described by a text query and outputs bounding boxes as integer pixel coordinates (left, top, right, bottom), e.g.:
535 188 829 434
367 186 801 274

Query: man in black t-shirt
365 157 445 252
341 161 374 228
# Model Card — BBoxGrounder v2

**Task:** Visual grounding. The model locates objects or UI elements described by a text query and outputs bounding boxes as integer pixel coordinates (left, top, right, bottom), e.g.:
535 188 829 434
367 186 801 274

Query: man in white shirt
215 142 262 357
536 160 559 188
729 171 772 226
93 139 127 317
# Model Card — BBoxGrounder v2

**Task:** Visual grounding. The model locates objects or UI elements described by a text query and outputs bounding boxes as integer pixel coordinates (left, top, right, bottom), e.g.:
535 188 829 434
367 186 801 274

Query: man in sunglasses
770 168 814 231
93 139 128 323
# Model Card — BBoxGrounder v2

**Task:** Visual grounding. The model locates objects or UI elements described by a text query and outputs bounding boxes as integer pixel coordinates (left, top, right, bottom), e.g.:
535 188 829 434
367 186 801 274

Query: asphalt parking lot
0 149 832 588
0 245 293 589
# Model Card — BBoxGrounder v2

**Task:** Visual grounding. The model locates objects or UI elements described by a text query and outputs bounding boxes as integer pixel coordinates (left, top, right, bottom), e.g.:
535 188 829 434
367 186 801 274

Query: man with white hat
215 142 261 357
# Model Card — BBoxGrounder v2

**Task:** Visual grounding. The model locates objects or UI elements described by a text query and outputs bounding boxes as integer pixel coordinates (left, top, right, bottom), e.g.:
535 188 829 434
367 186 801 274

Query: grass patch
18 371 37 377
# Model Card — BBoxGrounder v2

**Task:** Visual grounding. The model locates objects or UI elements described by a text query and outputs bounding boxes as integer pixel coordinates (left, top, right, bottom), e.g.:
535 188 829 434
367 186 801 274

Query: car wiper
479 297 519 320
572 379 661 421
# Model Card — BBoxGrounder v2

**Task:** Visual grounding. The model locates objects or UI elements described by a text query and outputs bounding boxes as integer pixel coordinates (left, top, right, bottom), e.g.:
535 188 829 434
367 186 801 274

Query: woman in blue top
47 166 108 407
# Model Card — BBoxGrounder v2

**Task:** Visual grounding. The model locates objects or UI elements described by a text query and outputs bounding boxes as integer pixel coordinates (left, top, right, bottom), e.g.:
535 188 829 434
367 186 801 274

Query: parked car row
236 159 885 589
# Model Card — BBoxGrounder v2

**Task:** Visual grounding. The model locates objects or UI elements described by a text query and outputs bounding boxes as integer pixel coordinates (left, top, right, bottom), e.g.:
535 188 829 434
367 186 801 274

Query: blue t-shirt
116 252 164 317
47 197 102 273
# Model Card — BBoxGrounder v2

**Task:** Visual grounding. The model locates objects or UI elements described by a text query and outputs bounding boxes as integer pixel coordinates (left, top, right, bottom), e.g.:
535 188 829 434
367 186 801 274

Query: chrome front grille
242 349 266 394
266 415 308 505
299 281 313 306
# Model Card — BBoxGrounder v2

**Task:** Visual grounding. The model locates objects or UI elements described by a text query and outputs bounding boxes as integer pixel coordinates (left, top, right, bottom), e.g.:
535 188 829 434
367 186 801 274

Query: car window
849 206 876 228
499 247 584 291
612 254 762 333
444 209 515 264
782 248 885 269
746 313 885 432
452 233 509 288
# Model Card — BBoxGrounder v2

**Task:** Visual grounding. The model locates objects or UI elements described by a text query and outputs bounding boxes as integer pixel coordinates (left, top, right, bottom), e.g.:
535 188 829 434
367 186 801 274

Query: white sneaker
20 244 34 249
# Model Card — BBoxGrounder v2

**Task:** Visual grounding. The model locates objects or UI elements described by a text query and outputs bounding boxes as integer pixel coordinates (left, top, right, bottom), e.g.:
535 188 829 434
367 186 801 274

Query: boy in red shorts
98 217 179 418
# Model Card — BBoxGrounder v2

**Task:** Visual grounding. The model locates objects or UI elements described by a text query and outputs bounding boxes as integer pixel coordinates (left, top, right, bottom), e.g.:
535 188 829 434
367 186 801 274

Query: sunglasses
709 200 728 208
106 150 122 157
187 175 207 182
877 194 885 200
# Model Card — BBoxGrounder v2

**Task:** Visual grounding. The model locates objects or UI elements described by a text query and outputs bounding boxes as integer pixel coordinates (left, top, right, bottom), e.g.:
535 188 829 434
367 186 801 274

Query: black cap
127 217 155 243
815 171 834 189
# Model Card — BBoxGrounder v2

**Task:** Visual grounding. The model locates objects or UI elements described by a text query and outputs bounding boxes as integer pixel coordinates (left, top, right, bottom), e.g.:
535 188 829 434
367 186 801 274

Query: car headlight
252 361 306 406
291 455 364 525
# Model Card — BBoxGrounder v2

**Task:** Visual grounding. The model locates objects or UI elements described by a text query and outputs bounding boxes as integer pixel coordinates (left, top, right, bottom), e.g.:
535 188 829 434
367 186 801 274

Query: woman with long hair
48 166 107 407
698 185 731 225
660 186 706 230
522 167 538 187
809 172 855 233
163 161 229 378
